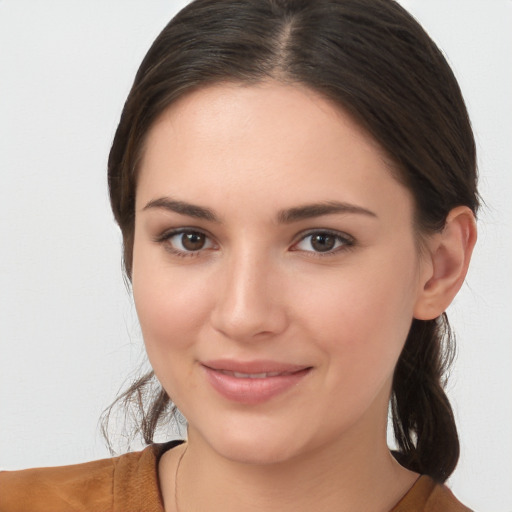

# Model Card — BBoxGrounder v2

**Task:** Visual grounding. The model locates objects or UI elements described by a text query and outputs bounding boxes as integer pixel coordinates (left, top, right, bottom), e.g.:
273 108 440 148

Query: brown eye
181 232 206 251
160 229 215 255
292 230 354 254
310 233 336 252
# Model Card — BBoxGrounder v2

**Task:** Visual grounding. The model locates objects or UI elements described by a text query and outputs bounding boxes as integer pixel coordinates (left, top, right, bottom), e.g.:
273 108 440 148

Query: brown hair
105 0 478 482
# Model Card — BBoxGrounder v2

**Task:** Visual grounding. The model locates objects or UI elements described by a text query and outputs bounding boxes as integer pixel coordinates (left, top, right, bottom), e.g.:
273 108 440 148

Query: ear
414 206 477 320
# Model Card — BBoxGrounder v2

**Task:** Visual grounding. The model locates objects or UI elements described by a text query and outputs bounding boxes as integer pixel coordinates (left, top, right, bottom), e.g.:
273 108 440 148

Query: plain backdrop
0 1 511 511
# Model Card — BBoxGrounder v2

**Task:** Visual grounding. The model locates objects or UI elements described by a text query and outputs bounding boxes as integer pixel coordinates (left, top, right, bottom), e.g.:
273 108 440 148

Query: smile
201 360 312 404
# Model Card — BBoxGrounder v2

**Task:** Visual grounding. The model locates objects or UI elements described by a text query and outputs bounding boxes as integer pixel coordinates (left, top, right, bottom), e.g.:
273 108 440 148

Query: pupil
312 234 335 252
182 232 205 251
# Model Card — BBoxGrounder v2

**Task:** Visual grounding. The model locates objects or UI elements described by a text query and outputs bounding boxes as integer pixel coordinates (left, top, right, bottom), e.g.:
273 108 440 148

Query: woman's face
132 82 431 464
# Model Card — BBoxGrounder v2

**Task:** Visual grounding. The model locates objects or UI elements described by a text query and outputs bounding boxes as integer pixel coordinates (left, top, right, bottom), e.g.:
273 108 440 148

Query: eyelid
154 225 214 241
290 228 355 254
153 227 355 257
154 227 218 256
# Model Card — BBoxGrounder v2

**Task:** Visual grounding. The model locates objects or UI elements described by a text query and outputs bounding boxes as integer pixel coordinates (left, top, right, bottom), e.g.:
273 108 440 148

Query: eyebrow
142 197 219 222
142 197 377 223
277 201 377 223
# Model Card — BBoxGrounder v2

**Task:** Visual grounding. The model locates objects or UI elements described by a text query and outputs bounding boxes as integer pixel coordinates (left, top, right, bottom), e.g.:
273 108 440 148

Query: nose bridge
211 243 286 340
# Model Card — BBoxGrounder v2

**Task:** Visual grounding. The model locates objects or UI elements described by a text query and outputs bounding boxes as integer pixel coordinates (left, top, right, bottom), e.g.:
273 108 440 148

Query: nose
210 250 288 342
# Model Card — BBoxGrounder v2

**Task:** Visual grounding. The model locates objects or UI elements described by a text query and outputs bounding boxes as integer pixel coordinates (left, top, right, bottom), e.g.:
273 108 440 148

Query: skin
131 82 476 512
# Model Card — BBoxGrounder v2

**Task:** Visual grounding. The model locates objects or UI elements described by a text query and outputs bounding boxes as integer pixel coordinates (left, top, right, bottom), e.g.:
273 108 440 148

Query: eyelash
154 228 355 258
154 228 216 258
291 229 355 256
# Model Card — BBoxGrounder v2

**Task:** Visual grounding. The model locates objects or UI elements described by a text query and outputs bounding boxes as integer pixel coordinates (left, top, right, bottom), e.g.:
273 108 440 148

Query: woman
0 0 478 510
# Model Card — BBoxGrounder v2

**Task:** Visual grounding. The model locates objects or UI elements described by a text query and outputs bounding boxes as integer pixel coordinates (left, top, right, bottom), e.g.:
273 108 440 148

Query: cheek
299 255 418 373
131 259 215 407
305 263 415 332
131 245 212 358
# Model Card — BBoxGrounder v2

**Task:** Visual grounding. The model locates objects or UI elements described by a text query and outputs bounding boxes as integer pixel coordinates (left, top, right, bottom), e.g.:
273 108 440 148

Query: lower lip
202 366 311 405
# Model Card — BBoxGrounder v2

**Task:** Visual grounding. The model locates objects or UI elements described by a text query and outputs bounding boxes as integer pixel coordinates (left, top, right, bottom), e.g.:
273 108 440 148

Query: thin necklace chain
174 445 188 512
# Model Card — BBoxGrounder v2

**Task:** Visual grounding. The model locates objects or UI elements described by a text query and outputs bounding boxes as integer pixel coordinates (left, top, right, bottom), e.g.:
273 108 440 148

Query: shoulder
0 454 117 512
0 442 178 512
425 482 474 512
392 476 473 512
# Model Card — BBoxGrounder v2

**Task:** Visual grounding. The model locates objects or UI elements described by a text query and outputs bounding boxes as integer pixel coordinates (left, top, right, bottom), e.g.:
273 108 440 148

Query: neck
166 426 418 512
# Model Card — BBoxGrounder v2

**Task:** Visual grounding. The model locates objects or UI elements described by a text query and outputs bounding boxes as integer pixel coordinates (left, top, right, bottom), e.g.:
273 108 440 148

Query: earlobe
414 206 477 320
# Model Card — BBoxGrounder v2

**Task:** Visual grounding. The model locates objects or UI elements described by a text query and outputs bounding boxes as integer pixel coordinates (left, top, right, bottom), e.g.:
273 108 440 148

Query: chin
214 435 302 466
188 414 311 466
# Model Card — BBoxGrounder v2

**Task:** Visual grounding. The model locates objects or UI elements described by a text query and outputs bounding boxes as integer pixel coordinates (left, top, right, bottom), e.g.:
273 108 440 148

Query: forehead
142 81 386 165
136 81 412 221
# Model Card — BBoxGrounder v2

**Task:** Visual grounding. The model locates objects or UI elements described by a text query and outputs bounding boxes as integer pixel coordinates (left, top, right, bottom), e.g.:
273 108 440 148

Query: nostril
210 301 288 342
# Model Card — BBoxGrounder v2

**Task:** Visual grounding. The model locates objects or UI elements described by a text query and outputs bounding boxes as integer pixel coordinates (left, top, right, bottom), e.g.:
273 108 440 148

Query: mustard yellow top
0 441 472 512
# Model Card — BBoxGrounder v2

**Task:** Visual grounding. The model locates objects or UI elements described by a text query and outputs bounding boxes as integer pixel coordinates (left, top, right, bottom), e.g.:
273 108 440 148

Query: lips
201 359 312 404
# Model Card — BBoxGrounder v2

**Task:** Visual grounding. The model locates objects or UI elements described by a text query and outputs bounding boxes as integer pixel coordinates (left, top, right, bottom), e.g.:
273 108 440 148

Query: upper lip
202 359 310 375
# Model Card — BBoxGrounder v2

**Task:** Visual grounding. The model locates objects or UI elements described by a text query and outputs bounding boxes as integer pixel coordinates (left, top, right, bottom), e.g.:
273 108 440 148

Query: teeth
227 371 282 378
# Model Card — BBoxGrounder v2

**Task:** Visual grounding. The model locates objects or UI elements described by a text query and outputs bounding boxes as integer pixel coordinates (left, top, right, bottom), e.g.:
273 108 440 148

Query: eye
291 230 354 254
157 229 216 256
